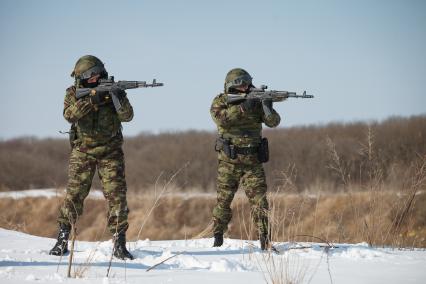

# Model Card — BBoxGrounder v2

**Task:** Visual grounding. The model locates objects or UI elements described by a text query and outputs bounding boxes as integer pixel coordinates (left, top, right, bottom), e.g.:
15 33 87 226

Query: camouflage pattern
57 143 129 234
210 92 280 165
224 68 252 93
64 86 133 148
212 160 269 235
57 83 133 235
210 87 281 236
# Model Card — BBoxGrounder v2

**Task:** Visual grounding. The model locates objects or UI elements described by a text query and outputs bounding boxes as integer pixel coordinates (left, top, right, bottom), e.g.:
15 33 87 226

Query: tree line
0 115 425 192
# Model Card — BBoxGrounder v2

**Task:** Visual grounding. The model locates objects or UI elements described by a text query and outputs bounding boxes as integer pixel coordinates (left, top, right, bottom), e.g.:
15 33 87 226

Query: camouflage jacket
210 92 281 164
63 86 134 150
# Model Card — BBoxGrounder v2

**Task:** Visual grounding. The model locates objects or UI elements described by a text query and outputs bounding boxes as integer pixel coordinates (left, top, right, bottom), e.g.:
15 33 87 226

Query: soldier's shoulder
212 93 226 103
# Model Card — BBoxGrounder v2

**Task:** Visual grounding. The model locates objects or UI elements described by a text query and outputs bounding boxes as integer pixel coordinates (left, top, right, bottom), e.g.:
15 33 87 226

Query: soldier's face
81 74 101 88
87 74 101 84
235 83 250 93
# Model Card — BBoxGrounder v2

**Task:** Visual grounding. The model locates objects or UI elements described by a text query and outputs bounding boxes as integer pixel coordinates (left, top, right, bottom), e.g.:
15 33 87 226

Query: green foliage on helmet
224 68 252 93
71 55 107 79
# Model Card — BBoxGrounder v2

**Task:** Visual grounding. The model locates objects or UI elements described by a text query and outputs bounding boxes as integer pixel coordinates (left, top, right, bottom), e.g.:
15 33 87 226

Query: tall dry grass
0 190 425 247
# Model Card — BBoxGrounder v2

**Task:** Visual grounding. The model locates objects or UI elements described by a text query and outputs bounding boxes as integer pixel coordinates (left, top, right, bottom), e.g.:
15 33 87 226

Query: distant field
0 115 425 193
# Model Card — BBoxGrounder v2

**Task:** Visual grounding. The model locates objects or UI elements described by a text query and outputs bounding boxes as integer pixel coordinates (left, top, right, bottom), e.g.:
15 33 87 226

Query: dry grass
0 190 425 247
257 251 311 284
1 115 425 251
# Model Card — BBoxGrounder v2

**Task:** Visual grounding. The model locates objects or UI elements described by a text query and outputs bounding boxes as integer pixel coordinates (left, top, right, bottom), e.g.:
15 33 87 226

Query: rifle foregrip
227 97 245 105
75 89 91 99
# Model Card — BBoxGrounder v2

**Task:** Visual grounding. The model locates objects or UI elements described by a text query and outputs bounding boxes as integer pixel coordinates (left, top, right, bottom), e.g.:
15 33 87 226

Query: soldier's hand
76 97 94 113
240 99 258 113
110 86 126 101
261 98 273 117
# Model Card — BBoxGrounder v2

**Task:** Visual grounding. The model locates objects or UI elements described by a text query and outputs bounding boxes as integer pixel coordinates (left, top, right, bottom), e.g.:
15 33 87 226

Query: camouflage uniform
57 81 133 235
210 86 280 237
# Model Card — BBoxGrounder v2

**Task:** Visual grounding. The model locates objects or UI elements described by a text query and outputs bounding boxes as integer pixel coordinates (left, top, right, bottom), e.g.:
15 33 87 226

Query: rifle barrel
287 94 314 98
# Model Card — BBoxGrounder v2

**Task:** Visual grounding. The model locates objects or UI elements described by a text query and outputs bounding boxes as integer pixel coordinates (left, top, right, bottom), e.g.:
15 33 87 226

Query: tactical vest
213 93 264 164
216 93 263 146
75 101 122 147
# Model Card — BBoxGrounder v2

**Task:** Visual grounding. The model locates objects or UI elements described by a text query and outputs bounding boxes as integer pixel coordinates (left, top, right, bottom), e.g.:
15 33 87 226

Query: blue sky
0 0 425 139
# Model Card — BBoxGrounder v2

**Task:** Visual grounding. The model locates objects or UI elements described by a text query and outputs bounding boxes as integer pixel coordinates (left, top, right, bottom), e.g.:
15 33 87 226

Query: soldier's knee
213 206 232 220
103 182 127 196
217 184 236 197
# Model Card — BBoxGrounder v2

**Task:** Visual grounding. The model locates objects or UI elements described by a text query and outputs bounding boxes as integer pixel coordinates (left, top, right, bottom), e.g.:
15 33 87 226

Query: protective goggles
225 74 252 91
78 65 106 80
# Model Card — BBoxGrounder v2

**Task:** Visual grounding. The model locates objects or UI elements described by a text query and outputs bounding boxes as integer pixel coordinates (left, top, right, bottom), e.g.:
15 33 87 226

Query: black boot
113 233 134 260
213 233 224 247
260 233 271 251
49 224 70 256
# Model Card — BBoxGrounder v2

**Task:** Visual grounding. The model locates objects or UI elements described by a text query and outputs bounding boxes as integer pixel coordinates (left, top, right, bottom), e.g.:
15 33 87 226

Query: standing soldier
210 68 281 250
49 55 134 260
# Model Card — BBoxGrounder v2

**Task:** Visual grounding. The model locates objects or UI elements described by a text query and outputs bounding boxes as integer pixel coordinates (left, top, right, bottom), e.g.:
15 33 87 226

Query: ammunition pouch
258 137 269 163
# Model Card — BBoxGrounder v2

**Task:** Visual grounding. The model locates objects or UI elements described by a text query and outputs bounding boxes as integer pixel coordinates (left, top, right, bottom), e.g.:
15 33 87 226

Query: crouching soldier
210 68 281 250
49 55 134 260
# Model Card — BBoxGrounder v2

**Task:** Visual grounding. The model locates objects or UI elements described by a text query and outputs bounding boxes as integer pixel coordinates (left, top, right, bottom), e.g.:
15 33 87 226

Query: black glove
262 98 273 117
89 89 110 105
240 99 258 113
110 86 126 101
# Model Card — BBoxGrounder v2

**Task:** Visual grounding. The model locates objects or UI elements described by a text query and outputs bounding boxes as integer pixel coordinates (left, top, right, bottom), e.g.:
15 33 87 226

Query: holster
69 124 77 148
215 137 236 159
258 137 269 163
215 136 269 163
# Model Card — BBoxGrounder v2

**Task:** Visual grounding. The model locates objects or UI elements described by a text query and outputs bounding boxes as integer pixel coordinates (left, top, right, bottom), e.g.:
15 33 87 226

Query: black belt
215 137 259 157
234 146 259 155
220 131 260 139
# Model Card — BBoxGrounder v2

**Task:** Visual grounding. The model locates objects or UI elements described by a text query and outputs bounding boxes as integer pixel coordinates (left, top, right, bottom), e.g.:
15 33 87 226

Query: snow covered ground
0 229 425 283
0 189 104 200
0 189 218 200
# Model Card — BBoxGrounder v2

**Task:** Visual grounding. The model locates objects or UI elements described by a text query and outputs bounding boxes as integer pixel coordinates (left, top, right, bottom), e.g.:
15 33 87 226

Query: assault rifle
227 85 313 105
76 76 164 111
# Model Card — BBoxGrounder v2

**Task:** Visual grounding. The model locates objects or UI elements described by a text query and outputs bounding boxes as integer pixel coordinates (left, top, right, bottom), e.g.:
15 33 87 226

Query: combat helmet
224 68 253 93
71 55 107 80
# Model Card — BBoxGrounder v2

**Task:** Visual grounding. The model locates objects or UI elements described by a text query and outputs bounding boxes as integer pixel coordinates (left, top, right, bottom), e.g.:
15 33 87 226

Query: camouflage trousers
57 146 129 235
212 160 269 236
